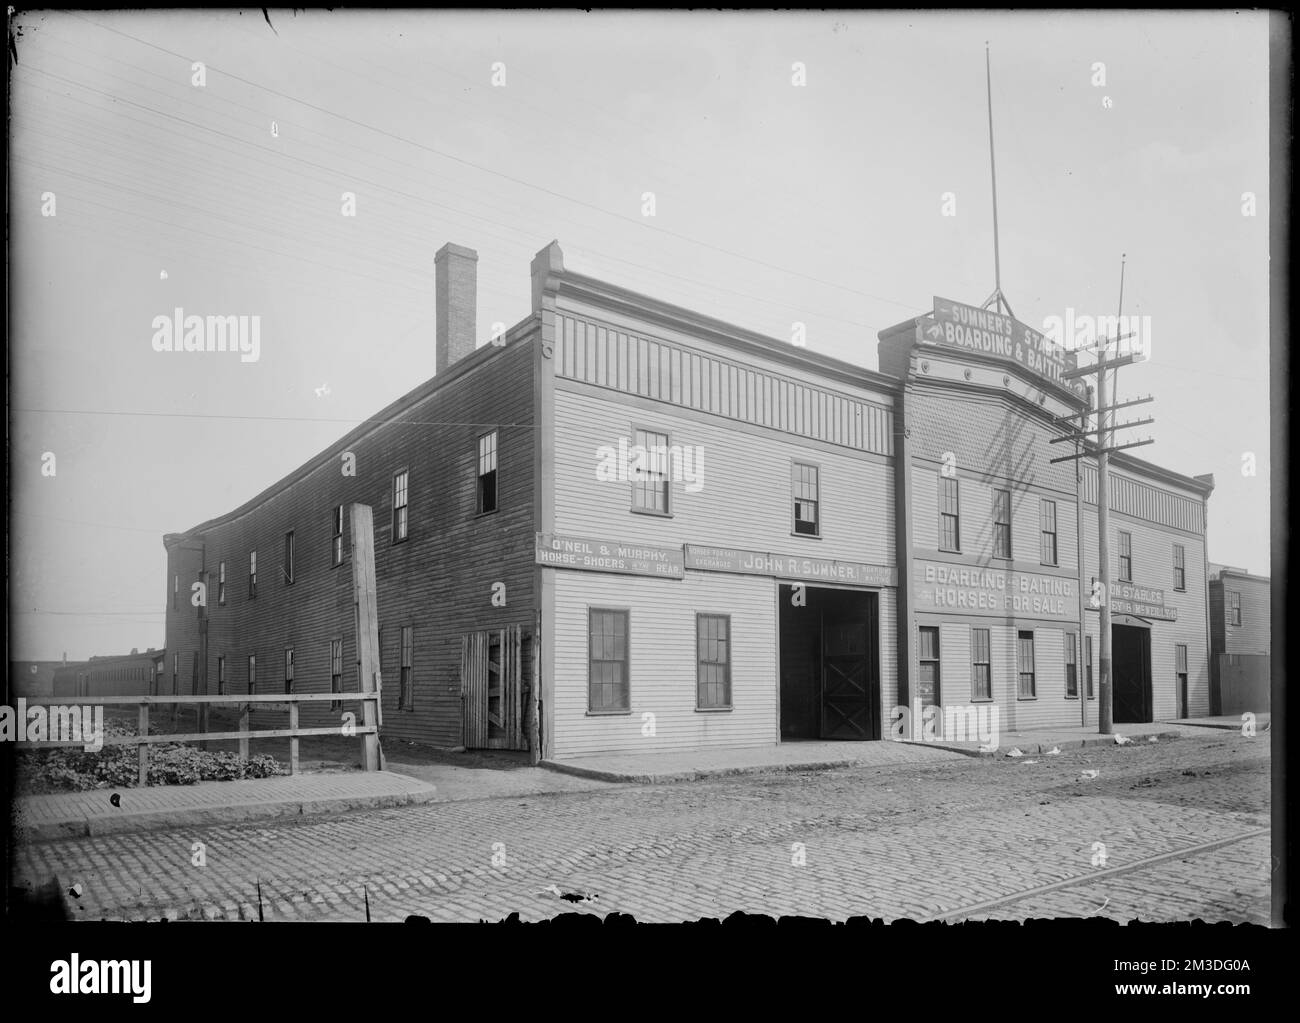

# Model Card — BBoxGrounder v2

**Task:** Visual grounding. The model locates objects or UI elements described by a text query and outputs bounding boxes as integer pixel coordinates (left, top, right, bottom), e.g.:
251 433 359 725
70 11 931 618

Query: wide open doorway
1112 623 1152 723
779 585 880 741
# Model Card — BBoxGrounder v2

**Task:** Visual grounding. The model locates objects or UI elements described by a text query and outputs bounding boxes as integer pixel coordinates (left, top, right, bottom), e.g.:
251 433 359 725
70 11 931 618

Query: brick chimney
435 242 478 373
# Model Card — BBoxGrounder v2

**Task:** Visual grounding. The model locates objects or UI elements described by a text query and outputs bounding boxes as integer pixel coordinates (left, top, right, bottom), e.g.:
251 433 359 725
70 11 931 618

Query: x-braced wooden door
462 625 532 750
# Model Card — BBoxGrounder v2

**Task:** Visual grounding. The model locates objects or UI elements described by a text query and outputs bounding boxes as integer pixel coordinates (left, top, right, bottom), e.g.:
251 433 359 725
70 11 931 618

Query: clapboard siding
1210 575 1270 656
551 571 776 757
1080 514 1209 718
911 462 1079 571
553 387 895 566
166 338 537 749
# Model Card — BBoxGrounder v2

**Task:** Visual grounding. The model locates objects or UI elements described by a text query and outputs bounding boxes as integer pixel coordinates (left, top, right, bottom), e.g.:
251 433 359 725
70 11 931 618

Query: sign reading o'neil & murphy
684 545 896 587
535 533 684 578
917 296 1085 396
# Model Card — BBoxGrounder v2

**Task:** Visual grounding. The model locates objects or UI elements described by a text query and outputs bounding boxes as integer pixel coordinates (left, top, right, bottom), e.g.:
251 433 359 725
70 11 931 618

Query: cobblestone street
15 732 1271 925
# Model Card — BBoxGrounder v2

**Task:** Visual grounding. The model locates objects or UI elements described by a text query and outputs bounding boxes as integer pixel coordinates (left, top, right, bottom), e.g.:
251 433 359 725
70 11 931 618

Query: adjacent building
162 242 1219 760
50 649 165 698
1208 565 1270 715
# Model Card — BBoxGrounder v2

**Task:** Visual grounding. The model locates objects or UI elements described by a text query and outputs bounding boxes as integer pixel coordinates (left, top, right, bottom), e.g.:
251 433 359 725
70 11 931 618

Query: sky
9 9 1273 660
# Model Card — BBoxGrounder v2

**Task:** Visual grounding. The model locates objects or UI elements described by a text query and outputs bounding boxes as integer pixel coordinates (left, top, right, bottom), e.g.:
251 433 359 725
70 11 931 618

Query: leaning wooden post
529 612 542 765
349 503 382 773
137 702 149 786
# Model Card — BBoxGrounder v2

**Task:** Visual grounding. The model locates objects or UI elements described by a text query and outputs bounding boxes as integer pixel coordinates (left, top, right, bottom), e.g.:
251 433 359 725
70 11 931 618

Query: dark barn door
780 587 881 741
821 620 871 739
1111 625 1152 723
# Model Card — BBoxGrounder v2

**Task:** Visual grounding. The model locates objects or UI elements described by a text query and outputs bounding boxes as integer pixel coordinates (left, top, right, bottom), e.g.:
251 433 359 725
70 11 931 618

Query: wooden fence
15 691 382 783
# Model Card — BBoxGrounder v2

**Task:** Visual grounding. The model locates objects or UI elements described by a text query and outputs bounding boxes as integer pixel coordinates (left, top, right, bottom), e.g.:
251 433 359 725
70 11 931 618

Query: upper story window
283 530 295 585
284 647 294 695
218 561 226 605
392 469 409 543
1040 499 1057 566
173 574 179 611
792 463 820 537
631 428 670 515
332 505 344 567
249 550 257 599
993 489 1012 559
1118 530 1133 582
939 476 960 552
477 431 498 514
1173 544 1185 591
1228 590 1242 626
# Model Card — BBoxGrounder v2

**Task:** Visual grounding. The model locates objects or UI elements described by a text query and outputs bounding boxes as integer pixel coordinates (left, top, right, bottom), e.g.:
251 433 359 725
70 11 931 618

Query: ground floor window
330 638 343 712
1017 631 1035 698
1065 632 1078 698
400 625 414 711
588 608 629 712
971 628 991 701
696 614 731 709
917 626 940 705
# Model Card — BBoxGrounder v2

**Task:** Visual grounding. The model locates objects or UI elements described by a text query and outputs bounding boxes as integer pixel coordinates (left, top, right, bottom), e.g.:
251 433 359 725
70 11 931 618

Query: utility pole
1050 255 1155 734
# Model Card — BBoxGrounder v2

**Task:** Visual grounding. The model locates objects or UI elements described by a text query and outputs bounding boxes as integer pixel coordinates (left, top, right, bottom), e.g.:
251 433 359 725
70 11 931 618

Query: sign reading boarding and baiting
914 560 1078 620
684 545 896 587
918 296 1085 396
535 533 684 578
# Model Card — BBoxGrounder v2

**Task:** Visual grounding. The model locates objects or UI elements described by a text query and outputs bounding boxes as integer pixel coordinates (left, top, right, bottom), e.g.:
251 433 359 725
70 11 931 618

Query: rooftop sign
917 296 1086 397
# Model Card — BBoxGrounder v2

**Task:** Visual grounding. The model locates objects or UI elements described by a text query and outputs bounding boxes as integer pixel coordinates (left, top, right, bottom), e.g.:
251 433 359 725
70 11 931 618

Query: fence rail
15 691 382 780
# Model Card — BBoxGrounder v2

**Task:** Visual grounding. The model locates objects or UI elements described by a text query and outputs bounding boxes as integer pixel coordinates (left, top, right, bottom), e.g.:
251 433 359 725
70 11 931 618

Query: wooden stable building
163 242 1216 760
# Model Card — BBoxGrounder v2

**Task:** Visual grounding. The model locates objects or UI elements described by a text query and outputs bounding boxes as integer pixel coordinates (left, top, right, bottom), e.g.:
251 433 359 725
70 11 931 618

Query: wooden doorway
462 626 532 750
778 586 881 741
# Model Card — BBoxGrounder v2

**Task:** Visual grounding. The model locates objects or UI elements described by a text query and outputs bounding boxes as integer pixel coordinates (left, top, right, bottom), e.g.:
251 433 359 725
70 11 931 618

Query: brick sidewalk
14 771 437 841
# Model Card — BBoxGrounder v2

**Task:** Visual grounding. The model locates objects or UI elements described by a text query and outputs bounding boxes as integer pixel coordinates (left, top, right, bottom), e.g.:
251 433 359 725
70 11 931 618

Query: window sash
284 531 295 583
1065 632 1078 697
631 430 671 513
400 626 414 710
332 506 344 566
793 463 819 535
393 471 409 541
1017 632 1035 697
588 609 630 712
993 490 1011 558
248 655 257 695
971 627 992 701
696 614 731 709
939 477 960 551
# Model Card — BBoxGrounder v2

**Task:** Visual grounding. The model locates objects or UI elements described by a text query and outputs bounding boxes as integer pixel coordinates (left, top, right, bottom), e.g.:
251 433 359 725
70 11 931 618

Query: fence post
239 703 250 765
288 702 299 775
137 702 149 786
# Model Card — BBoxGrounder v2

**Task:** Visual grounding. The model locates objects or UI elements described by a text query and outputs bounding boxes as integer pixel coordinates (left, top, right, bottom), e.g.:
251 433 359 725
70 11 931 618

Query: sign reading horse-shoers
535 533 684 578
684 545 896 587
918 296 1084 395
